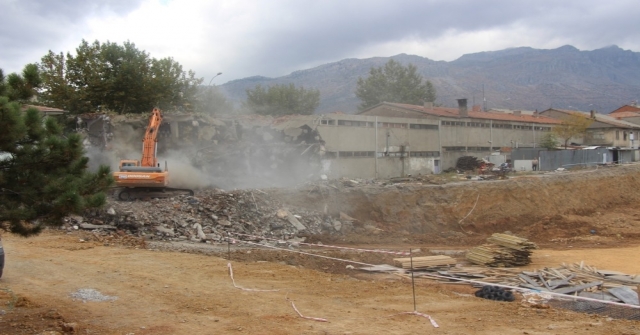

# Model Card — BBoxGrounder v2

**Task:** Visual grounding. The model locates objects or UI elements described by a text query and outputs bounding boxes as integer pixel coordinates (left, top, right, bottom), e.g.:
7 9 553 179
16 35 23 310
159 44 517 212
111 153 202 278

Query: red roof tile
543 108 640 129
382 102 561 124
610 105 640 115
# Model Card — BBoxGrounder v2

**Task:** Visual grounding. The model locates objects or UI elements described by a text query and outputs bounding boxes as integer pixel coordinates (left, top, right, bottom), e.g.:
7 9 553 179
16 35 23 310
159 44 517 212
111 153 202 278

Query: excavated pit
269 165 640 247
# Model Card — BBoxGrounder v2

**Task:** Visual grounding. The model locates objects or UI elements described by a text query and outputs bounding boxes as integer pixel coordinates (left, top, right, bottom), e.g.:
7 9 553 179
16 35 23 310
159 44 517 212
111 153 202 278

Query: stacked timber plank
393 255 457 269
466 233 537 267
412 262 640 306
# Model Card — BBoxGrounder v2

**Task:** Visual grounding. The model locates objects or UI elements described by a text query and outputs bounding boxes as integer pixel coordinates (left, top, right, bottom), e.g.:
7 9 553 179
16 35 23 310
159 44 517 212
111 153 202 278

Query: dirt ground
0 232 639 335
2 165 640 334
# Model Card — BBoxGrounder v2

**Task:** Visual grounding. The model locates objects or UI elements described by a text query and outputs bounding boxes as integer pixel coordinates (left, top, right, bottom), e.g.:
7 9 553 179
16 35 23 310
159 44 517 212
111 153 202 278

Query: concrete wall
321 156 436 179
317 114 440 153
439 119 552 149
309 112 637 176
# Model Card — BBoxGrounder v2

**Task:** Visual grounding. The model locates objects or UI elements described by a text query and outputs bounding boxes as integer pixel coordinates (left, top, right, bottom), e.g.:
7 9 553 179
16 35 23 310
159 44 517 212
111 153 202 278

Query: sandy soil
3 166 640 334
0 231 639 335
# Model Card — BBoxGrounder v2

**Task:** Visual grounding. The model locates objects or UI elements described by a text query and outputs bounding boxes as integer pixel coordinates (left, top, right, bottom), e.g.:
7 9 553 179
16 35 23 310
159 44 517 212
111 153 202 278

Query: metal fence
539 148 609 171
549 298 640 320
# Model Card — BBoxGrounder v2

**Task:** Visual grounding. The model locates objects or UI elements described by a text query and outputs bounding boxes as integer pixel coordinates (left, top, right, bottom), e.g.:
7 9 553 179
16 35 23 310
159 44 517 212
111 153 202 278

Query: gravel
70 288 118 302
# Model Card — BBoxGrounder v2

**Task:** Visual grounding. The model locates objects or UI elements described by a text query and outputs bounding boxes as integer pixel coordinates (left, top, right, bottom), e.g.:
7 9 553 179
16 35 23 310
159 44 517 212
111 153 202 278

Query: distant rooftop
361 102 561 124
22 104 68 115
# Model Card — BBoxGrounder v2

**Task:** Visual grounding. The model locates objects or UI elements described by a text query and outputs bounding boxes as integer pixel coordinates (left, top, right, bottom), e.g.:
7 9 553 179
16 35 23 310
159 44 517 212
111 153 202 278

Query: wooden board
359 264 404 273
579 291 621 302
608 287 640 305
553 281 603 294
606 275 640 284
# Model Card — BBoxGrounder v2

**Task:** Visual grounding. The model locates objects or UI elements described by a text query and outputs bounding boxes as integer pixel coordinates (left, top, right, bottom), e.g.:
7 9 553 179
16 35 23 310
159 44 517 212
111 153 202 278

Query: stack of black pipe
474 286 515 302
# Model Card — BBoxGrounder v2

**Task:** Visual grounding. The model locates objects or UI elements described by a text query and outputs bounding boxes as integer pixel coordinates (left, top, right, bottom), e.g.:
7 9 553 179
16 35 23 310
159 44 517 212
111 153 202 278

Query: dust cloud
84 118 325 191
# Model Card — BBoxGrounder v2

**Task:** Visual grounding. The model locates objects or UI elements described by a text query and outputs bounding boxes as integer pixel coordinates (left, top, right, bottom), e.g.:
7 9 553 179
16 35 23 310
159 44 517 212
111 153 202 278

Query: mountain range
220 45 640 114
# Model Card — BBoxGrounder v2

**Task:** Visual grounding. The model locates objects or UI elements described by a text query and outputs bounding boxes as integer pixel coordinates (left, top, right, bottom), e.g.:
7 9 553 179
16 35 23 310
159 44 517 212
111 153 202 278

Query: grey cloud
224 0 640 79
2 0 640 83
0 0 143 73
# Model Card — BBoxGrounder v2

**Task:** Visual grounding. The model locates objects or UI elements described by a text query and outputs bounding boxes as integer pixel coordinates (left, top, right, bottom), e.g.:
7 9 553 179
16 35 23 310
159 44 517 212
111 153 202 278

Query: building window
467 122 490 128
443 146 466 151
409 124 439 130
409 151 440 157
492 123 513 129
441 121 465 126
624 131 627 141
377 122 407 128
320 119 335 125
616 130 620 140
467 147 491 151
338 151 374 158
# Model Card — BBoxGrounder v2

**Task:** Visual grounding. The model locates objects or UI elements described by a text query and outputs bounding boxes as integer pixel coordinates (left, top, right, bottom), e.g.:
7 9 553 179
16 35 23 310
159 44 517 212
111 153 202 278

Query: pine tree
0 67 113 236
356 59 437 111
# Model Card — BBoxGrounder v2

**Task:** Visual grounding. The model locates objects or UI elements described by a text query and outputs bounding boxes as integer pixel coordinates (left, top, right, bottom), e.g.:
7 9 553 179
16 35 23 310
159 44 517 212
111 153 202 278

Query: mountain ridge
220 45 640 114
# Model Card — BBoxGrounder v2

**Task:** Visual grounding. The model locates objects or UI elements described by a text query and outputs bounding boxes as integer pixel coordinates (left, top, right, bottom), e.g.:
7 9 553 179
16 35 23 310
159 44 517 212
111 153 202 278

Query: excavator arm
141 108 163 167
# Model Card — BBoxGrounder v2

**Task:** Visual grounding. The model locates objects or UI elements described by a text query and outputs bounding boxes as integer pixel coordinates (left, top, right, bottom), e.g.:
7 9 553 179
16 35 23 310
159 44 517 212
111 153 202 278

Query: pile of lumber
466 233 537 267
413 262 640 305
393 255 457 269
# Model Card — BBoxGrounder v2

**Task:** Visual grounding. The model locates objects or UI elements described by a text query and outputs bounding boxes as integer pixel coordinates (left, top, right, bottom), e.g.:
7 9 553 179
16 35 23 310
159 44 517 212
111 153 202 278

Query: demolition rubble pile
67 189 346 244
455 156 483 171
466 233 538 267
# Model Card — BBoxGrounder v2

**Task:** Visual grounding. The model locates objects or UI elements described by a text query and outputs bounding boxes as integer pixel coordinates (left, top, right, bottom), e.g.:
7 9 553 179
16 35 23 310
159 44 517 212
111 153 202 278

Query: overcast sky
2 0 639 84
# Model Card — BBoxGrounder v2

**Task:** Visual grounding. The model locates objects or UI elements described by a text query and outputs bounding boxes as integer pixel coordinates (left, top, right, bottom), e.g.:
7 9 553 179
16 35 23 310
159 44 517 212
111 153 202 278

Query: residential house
540 108 640 148
609 103 640 126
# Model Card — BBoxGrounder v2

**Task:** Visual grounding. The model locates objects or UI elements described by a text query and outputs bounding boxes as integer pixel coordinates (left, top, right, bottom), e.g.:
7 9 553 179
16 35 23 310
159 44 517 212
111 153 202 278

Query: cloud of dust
84 117 324 191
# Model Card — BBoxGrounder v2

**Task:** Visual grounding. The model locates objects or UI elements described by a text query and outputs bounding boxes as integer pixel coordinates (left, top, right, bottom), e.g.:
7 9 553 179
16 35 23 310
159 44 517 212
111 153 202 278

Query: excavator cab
119 160 140 170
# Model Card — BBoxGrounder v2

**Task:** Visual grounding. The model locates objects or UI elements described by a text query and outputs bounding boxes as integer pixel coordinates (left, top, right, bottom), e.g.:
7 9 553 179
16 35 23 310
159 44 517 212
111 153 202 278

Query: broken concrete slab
79 223 117 230
155 226 176 237
286 212 307 231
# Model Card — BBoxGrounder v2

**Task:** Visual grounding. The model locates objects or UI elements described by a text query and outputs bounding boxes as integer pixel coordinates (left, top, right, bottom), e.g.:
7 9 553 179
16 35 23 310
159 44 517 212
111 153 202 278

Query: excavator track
116 187 194 201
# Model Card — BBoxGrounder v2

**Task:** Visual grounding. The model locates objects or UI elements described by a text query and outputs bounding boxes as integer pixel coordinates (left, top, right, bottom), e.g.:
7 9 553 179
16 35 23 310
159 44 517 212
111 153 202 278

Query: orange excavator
113 108 194 200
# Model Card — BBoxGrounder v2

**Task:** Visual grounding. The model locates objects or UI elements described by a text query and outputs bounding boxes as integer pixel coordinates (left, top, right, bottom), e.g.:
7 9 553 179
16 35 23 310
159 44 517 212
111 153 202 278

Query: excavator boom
141 108 163 167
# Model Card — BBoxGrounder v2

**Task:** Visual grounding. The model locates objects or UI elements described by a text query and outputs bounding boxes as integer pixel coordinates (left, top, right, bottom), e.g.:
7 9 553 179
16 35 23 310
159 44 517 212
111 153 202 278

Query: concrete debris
79 223 117 230
65 189 335 244
339 212 358 222
285 211 307 231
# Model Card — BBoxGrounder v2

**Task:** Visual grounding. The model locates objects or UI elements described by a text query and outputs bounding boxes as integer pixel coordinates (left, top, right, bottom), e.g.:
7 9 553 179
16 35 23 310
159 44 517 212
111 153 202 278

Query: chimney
533 111 539 117
513 110 521 116
457 98 468 117
590 110 596 119
424 101 433 111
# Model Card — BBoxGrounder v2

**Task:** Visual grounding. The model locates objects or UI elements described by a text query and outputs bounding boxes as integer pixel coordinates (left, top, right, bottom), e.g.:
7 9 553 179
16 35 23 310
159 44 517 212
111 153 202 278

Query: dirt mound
270 165 640 246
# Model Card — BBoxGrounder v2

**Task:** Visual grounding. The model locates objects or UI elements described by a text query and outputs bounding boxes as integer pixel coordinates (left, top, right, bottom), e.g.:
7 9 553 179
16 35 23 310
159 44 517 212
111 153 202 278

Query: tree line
4 39 438 116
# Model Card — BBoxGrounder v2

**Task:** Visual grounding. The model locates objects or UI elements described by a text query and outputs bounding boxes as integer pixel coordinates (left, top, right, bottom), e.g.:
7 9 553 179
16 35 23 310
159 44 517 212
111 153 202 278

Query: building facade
306 101 561 178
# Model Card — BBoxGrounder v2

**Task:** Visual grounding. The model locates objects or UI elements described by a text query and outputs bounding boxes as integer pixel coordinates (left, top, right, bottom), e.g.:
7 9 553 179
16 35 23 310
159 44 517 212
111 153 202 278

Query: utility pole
482 84 487 112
